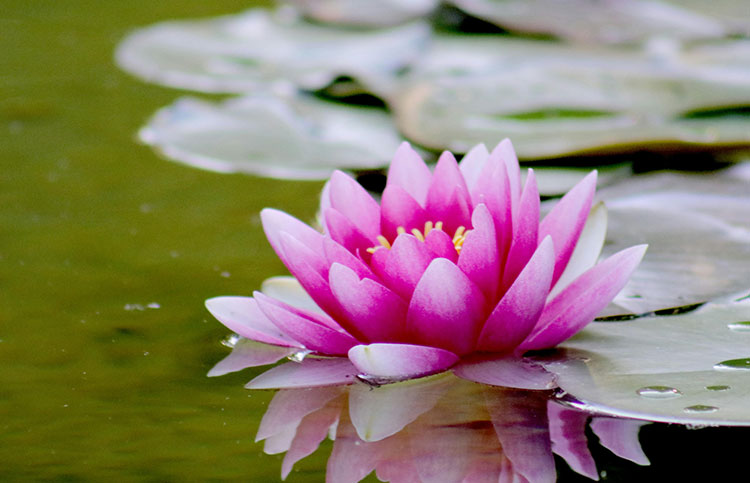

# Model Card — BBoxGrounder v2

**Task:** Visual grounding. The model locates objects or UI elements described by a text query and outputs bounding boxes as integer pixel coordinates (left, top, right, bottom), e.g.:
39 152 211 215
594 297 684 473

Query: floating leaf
596 163 750 315
139 93 404 179
115 8 430 93
284 0 438 28
391 35 750 158
450 0 730 44
544 300 750 426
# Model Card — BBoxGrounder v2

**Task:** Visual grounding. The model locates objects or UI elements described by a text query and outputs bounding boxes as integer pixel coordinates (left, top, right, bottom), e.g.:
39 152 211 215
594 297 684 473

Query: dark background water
2 1 749 481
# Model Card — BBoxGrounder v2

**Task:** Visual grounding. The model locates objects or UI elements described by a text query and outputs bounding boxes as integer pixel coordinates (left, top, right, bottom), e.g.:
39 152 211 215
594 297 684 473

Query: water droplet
221 334 241 348
636 386 683 399
727 321 750 332
713 358 750 371
706 385 731 391
287 349 312 363
684 405 718 414
147 302 160 309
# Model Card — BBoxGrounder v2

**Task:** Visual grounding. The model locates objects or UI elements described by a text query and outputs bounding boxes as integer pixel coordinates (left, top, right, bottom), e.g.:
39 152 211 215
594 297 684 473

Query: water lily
207 140 646 383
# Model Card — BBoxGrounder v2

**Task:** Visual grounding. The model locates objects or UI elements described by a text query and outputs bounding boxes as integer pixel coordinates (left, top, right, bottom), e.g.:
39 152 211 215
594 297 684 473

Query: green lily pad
285 0 438 27
139 93 404 179
115 8 430 93
544 300 750 426
597 163 750 315
450 0 732 44
391 35 750 158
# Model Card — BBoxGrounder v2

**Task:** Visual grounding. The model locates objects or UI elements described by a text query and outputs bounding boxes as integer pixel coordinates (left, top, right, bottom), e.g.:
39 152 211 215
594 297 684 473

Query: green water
1 1 330 480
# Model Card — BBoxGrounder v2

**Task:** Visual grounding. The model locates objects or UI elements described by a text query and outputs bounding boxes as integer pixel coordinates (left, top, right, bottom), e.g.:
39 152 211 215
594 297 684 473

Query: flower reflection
255 373 649 482
206 140 645 385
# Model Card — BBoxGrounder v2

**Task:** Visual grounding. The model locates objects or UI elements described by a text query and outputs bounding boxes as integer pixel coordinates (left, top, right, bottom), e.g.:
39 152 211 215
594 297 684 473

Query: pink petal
520 244 647 351
590 418 650 466
255 292 359 356
406 258 486 355
348 343 459 379
458 143 490 191
425 151 473 235
261 208 324 268
257 386 344 441
246 358 359 389
369 233 434 300
328 263 408 343
386 142 432 205
423 228 458 263
327 412 383 483
501 169 540 290
282 401 342 479
539 171 597 286
204 296 301 347
486 388 556 483
323 237 375 281
495 139 522 217
324 207 374 255
207 338 298 377
548 402 599 480
380 184 430 241
327 170 381 240
453 355 556 390
477 236 554 353
472 155 512 269
348 375 448 442
458 204 500 302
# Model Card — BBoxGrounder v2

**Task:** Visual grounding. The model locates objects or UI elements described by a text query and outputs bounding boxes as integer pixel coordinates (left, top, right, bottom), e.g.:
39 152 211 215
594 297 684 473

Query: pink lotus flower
207 140 646 383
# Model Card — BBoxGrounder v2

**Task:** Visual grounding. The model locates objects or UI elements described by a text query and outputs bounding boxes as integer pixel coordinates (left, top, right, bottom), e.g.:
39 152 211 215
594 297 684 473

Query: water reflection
255 374 649 482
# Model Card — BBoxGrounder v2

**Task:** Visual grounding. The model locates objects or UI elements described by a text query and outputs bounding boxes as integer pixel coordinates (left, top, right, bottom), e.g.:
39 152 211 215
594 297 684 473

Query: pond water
3 1 750 481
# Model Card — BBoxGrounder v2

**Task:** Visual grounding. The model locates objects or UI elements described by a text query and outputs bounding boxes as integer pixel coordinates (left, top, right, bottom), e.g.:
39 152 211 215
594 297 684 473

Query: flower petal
386 141 432 205
425 151 473 234
255 292 359 355
590 418 650 466
495 139 522 217
207 338 298 377
458 143 489 191
548 402 599 480
423 228 457 263
257 386 344 442
246 358 359 389
326 170 381 240
406 258 486 355
458 203 500 302
502 169 540 291
205 296 301 347
520 244 647 351
348 343 459 379
261 208 324 268
477 236 554 353
472 153 512 268
329 263 408 342
260 276 324 316
453 355 556 390
370 233 434 300
539 171 597 285
282 401 342 479
324 207 374 255
548 201 607 299
380 184 430 241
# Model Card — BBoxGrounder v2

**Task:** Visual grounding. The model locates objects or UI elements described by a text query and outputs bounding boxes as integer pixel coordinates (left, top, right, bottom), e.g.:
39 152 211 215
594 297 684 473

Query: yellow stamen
452 226 466 244
366 235 393 254
424 221 434 236
435 221 443 231
411 228 425 241
366 221 470 254
396 226 406 235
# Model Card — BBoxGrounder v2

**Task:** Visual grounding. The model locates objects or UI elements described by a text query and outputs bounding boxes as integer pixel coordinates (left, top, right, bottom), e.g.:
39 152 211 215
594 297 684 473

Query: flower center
366 221 469 254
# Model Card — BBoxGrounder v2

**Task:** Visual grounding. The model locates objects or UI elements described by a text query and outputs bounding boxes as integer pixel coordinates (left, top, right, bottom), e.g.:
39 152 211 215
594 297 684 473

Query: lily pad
139 93 404 179
391 35 750 158
450 0 729 44
284 0 438 28
597 163 750 315
115 8 430 93
545 300 750 426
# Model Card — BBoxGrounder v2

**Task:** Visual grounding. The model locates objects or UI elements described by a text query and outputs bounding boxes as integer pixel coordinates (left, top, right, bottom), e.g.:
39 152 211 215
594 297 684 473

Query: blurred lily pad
391 35 750 159
139 93 404 179
597 163 750 315
115 8 430 93
545 300 750 426
450 0 729 44
283 0 438 28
